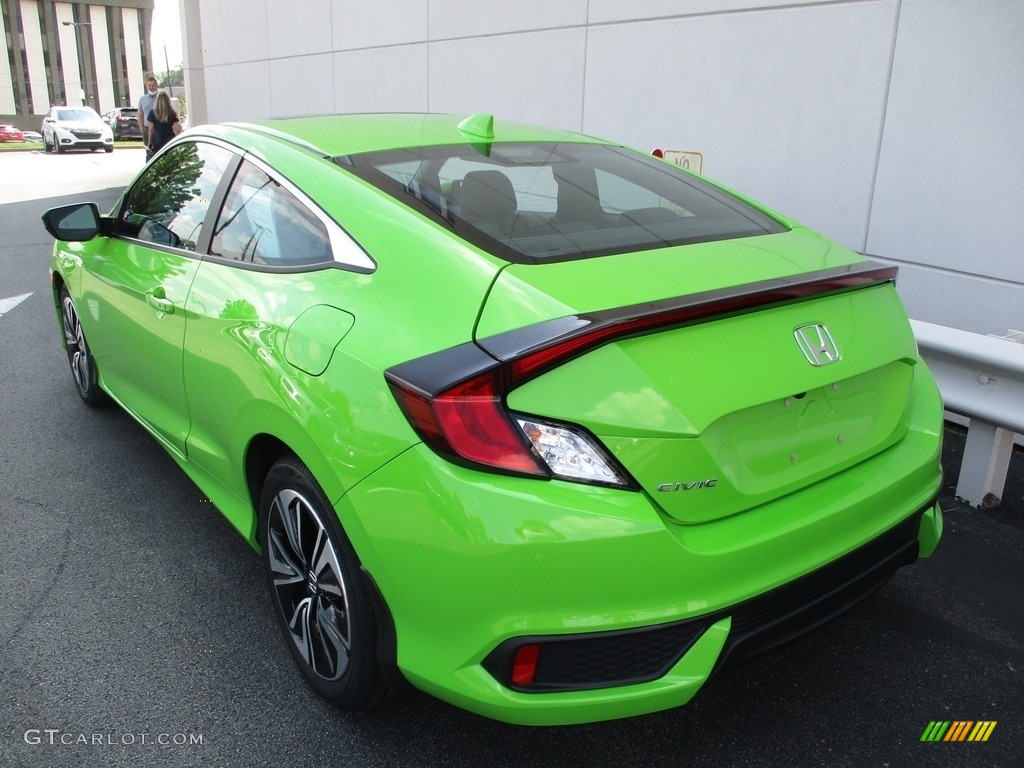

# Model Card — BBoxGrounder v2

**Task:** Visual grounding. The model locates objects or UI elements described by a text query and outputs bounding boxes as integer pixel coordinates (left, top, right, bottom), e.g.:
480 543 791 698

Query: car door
80 139 237 456
182 156 368 492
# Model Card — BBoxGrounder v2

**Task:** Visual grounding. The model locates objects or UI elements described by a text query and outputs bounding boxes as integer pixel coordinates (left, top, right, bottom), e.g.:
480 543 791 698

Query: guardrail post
957 421 1015 506
910 319 1024 509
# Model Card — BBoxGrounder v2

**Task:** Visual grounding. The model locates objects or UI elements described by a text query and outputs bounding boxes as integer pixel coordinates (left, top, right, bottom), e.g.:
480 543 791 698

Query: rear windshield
339 142 786 264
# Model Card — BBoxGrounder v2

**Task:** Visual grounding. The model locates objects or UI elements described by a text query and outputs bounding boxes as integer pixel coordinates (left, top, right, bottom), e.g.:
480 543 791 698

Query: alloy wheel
59 287 104 406
266 487 352 682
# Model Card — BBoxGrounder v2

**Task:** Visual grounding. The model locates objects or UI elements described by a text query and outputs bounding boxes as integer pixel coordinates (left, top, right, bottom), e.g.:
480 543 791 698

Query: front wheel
59 287 106 406
104 146 113 153
260 457 388 709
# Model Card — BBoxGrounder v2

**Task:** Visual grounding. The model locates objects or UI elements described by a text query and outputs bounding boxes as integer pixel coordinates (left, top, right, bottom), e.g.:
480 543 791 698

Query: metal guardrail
911 320 1024 507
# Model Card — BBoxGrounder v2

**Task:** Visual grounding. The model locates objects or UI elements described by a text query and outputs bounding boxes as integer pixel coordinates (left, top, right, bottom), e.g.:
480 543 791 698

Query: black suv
104 107 142 140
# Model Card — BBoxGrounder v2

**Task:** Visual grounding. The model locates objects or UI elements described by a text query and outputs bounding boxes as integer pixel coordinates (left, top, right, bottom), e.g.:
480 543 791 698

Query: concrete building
0 0 154 126
182 2 1024 337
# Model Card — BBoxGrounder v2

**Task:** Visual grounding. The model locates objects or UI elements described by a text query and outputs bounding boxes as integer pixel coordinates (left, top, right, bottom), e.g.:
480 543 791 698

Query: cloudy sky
150 0 183 70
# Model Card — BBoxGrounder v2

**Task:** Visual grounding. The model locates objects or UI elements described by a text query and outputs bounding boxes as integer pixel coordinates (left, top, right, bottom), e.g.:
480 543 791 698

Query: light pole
61 21 93 108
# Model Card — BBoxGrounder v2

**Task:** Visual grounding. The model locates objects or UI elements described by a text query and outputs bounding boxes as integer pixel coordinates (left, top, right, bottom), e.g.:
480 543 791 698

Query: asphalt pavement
0 153 1021 768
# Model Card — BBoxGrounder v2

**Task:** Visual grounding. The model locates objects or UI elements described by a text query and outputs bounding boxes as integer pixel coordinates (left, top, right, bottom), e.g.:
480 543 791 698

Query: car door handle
146 293 175 314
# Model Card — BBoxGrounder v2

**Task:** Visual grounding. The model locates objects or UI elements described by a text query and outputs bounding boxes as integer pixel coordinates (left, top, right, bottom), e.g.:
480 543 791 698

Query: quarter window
210 160 333 267
118 141 233 251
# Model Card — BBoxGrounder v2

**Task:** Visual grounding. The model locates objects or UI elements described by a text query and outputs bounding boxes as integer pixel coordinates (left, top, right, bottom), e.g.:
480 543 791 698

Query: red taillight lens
388 372 546 476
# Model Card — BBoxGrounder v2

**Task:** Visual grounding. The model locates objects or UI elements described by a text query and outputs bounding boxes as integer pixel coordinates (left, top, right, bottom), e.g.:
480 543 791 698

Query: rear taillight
386 339 633 487
386 262 896 487
388 368 545 476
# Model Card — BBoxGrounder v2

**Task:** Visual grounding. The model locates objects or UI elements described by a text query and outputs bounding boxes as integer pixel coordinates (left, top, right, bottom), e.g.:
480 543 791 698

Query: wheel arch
247 434 409 698
242 428 349 547
50 271 67 342
245 433 292 547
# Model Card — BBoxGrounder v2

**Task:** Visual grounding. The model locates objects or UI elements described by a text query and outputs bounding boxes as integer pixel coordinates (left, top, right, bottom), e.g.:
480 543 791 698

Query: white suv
42 106 114 154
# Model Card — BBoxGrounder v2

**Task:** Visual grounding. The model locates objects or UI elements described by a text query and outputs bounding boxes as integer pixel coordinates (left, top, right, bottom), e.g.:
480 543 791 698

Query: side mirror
41 202 101 242
43 117 54 124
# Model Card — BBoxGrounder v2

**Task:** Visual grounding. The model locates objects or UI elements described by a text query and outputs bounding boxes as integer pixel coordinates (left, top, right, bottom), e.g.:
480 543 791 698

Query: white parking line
0 292 32 318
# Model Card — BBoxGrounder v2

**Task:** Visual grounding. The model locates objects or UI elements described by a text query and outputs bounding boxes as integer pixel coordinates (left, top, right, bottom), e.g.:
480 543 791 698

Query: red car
0 124 24 142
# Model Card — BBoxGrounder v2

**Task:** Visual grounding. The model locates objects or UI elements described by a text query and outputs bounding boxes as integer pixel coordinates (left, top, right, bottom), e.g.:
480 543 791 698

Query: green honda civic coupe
42 113 943 725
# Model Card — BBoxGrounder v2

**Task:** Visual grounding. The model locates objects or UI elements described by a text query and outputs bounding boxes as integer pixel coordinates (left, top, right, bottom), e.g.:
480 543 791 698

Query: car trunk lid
477 233 920 523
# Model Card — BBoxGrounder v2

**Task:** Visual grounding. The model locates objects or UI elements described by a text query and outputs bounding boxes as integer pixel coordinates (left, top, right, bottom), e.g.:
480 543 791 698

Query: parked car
0 124 24 142
103 107 142 140
21 129 43 142
40 113 944 726
41 106 113 153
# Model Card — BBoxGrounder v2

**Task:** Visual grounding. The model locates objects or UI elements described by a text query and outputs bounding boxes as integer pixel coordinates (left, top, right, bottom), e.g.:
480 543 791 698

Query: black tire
59 286 106 407
260 456 388 709
104 146 113 153
44 135 52 153
56 140 64 154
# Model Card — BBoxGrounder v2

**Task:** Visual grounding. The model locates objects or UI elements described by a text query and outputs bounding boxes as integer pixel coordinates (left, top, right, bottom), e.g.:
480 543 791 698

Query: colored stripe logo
920 721 997 742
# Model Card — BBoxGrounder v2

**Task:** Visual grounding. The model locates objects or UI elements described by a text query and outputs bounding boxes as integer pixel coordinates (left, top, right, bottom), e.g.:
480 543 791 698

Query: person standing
137 75 159 159
147 92 182 156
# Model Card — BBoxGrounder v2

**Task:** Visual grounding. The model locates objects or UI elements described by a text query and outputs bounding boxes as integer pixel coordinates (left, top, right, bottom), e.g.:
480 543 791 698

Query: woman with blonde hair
147 91 182 156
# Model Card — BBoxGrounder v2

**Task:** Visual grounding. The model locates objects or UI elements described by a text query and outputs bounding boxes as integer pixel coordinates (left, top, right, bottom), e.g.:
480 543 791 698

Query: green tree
158 65 184 88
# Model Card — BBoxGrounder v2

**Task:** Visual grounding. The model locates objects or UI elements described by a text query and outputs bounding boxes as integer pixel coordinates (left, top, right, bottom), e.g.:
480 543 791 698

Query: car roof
190 113 610 158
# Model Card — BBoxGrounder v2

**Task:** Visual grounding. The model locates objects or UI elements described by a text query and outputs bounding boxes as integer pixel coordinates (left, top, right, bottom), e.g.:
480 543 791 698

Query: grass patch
0 140 145 152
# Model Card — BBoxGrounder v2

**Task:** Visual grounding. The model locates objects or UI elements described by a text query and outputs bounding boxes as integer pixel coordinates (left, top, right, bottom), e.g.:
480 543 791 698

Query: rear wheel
59 287 105 406
260 457 388 709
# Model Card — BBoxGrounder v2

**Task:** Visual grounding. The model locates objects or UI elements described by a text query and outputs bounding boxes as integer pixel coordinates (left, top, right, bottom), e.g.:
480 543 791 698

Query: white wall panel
583 2 897 251
88 5 116 113
867 1 1024 289
19 1 49 114
215 0 268 64
332 45 428 113
880 262 1023 335
332 0 427 50
215 61 271 121
203 64 226 122
429 29 586 128
588 0 845 24
54 3 81 106
198 1 224 66
270 53 334 116
429 0 587 39
122 8 144 107
268 0 333 58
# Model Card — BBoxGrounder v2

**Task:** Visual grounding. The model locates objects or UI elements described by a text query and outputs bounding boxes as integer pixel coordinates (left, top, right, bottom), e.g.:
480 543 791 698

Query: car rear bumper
337 364 943 725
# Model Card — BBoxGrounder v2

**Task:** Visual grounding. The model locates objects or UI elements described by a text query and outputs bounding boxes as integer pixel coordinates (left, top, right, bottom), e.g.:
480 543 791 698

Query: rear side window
209 160 332 267
118 141 233 250
340 142 786 264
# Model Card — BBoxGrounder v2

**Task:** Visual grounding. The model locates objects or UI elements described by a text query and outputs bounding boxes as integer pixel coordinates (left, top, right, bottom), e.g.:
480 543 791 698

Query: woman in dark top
147 92 182 156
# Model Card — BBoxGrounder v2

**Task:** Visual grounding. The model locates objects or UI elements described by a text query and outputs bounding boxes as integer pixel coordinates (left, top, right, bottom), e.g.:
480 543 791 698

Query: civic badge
794 323 840 366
